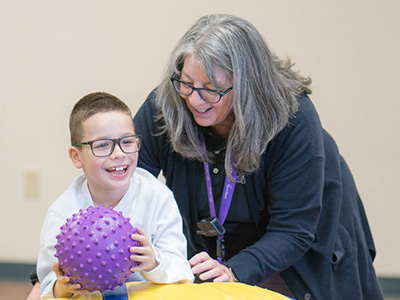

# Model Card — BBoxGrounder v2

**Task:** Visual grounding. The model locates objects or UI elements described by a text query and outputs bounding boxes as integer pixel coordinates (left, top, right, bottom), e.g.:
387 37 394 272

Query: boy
37 92 194 298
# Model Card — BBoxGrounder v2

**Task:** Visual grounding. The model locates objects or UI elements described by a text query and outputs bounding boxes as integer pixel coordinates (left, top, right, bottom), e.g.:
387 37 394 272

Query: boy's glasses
170 75 233 104
73 135 142 157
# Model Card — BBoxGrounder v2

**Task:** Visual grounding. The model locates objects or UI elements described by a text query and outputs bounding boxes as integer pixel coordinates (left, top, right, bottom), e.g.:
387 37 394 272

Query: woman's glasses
171 75 232 104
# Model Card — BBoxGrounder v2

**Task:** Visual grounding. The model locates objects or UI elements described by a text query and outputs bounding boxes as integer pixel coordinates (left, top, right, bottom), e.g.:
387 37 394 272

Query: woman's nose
188 90 205 106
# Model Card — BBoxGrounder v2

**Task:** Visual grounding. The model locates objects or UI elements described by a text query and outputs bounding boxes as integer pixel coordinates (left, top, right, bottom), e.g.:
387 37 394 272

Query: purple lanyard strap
200 134 237 263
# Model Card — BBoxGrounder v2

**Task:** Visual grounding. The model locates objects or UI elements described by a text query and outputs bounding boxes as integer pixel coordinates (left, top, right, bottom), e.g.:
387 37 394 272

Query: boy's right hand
52 261 89 298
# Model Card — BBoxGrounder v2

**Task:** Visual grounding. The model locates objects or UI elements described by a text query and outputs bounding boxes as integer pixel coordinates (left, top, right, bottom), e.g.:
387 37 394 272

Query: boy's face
69 111 138 198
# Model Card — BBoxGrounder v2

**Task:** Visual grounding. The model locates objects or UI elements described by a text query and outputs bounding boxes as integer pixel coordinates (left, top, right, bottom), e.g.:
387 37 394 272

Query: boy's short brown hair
70 92 132 146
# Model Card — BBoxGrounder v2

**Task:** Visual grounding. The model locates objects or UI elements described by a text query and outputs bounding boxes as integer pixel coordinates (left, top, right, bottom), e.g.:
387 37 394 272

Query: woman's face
180 55 234 138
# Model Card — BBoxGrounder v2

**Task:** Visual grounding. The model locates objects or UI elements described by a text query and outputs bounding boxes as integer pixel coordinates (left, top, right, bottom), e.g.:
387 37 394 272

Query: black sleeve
133 89 163 177
226 95 325 284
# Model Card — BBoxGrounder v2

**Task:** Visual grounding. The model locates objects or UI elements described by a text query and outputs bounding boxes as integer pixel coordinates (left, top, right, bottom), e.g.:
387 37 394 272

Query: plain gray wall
0 0 399 277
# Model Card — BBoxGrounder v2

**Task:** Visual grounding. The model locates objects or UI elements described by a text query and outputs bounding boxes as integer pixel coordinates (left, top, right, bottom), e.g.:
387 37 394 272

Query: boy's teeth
109 166 126 171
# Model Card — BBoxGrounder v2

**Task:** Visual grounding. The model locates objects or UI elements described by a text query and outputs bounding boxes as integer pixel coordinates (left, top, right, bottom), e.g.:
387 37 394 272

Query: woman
134 14 383 299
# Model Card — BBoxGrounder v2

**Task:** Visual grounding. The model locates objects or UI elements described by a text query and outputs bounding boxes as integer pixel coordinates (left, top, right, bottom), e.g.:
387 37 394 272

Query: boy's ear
69 146 83 169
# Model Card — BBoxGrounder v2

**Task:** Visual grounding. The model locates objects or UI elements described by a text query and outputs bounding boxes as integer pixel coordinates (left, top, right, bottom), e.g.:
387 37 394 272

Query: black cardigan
134 89 383 299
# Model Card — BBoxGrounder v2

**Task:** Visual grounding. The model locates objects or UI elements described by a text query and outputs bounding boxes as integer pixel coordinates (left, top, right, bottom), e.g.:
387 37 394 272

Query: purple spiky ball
54 205 139 293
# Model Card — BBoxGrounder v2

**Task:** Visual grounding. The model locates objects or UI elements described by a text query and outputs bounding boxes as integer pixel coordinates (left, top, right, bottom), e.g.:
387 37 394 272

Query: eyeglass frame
73 135 142 157
170 74 233 104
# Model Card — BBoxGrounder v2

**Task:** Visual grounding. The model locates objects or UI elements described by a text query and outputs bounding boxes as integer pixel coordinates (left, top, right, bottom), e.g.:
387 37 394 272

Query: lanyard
200 133 237 263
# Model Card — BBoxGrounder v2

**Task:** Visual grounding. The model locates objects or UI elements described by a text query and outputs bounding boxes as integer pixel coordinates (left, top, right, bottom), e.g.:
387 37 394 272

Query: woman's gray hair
156 14 311 178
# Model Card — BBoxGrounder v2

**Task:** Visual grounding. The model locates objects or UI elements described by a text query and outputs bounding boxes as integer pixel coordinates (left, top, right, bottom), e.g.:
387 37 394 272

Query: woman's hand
129 227 159 272
52 262 88 298
189 251 236 282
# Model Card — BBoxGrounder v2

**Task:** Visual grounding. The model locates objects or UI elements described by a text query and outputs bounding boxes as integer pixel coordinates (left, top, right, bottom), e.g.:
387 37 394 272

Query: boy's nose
110 144 125 159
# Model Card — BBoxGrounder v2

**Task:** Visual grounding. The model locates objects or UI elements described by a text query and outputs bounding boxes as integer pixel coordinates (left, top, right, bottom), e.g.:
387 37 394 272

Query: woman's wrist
228 267 239 282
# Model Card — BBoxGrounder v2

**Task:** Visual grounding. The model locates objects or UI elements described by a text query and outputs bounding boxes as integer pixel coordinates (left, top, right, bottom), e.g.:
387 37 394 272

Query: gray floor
0 280 34 300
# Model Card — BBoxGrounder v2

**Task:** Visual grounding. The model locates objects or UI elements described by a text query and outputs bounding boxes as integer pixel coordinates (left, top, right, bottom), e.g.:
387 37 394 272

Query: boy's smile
106 165 129 175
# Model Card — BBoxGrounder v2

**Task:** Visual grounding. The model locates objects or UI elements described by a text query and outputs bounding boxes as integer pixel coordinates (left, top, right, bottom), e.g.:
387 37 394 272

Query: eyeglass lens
92 136 140 156
172 80 221 103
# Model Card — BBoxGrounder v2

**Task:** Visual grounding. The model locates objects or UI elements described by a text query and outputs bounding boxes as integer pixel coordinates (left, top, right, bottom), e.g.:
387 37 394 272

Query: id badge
196 217 226 237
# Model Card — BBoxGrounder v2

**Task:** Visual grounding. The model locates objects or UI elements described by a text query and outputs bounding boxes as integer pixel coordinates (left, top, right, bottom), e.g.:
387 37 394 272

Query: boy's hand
129 227 159 272
52 261 89 298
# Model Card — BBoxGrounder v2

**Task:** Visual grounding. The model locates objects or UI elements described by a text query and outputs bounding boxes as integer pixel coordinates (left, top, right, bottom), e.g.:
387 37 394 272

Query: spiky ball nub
54 205 139 293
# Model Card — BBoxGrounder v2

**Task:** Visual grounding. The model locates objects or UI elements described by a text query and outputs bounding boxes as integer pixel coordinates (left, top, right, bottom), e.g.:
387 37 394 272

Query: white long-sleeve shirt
37 168 194 298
